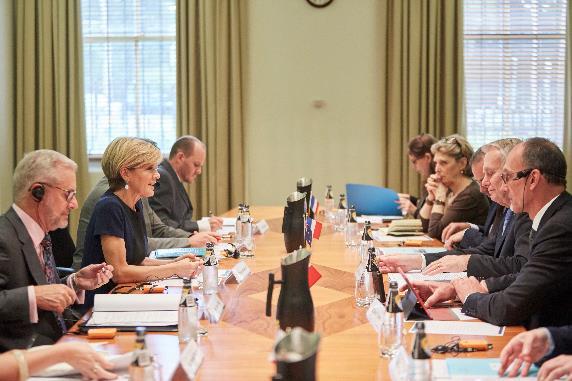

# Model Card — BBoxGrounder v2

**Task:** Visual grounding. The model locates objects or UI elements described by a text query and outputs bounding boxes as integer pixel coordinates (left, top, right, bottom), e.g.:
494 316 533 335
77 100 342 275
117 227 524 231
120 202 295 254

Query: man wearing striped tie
0 150 114 352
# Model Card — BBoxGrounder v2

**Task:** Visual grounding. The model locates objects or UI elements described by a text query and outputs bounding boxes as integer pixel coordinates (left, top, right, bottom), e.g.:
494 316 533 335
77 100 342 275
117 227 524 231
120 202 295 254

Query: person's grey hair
431 134 474 177
470 147 486 167
13 150 78 203
482 138 522 164
169 135 205 159
521 137 567 186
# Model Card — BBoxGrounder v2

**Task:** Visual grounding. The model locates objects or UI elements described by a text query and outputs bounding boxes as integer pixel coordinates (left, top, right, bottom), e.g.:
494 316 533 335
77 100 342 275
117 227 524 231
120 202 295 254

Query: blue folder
346 183 401 216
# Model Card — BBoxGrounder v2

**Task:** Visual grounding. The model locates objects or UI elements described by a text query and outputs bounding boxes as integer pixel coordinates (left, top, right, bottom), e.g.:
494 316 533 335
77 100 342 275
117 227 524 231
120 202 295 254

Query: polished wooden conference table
64 206 525 380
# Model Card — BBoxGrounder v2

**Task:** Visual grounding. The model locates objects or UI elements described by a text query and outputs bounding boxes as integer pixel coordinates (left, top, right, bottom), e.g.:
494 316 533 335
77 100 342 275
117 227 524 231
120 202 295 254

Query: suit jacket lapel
493 212 511 258
6 208 47 285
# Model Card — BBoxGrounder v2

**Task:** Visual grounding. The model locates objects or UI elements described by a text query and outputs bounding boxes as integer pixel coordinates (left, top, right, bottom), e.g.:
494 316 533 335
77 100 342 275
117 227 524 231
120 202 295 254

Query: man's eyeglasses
500 168 534 185
41 183 77 202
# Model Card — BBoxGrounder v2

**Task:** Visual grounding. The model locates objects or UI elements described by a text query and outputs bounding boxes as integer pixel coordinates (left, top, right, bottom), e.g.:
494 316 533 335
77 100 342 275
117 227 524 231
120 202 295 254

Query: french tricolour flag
309 194 319 216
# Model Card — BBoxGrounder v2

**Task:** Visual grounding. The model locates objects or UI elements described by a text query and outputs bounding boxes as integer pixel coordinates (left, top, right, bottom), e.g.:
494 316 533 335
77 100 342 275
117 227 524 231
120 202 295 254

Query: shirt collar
12 203 46 251
532 194 559 231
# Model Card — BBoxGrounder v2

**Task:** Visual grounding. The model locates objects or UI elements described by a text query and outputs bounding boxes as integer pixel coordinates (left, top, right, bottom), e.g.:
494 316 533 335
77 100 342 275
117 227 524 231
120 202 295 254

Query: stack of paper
387 219 423 236
153 270 232 288
86 294 180 328
409 320 505 336
372 230 432 243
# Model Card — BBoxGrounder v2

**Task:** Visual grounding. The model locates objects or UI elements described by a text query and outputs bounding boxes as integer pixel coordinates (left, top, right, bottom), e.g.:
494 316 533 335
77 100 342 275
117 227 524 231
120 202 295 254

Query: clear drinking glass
378 311 404 358
334 209 347 232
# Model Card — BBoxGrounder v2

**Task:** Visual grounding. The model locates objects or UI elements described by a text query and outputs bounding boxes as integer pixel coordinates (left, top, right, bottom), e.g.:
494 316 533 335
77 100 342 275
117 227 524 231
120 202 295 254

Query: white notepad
409 320 505 336
87 294 180 327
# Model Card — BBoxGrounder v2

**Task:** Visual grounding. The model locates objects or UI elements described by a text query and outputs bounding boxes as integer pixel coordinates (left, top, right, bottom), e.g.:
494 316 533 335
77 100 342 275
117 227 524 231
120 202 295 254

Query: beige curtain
564 0 572 191
379 0 464 197
177 0 246 216
14 0 89 237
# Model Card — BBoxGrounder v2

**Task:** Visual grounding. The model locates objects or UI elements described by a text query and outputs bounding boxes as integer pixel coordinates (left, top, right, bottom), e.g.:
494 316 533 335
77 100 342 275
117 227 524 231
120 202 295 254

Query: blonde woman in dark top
419 134 489 239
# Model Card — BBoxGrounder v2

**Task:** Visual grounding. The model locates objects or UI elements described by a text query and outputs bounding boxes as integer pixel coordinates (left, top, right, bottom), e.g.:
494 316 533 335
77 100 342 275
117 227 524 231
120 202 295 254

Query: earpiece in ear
30 184 45 202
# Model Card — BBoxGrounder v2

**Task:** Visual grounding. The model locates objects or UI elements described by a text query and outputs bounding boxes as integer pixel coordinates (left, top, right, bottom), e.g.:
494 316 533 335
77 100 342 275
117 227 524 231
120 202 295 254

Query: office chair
345 183 401 216
50 227 76 277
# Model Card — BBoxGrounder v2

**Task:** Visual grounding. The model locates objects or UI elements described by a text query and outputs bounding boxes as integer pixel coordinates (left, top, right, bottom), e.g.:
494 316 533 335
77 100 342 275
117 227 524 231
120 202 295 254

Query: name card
226 261 251 284
206 294 225 323
181 340 204 380
254 219 269 234
366 299 386 333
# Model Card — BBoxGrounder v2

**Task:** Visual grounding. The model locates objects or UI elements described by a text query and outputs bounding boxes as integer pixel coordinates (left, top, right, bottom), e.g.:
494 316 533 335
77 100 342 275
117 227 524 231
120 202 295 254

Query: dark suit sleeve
149 167 199 233
424 249 464 265
547 326 572 357
0 239 30 322
468 215 531 280
459 228 485 249
462 219 572 326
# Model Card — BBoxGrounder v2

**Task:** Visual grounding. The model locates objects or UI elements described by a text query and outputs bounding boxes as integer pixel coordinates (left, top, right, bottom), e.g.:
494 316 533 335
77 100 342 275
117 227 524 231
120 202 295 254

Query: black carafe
282 191 307 253
266 249 315 332
296 177 313 219
272 327 320 381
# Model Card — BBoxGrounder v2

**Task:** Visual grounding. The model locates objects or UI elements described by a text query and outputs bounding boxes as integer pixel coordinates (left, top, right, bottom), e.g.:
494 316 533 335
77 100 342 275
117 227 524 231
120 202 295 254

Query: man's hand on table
398 280 457 308
423 255 470 275
499 327 552 377
451 276 487 304
376 254 423 273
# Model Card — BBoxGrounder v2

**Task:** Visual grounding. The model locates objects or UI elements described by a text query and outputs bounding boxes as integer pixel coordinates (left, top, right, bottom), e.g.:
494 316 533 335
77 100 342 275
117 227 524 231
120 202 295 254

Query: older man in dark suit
0 150 113 352
405 138 572 328
149 135 223 233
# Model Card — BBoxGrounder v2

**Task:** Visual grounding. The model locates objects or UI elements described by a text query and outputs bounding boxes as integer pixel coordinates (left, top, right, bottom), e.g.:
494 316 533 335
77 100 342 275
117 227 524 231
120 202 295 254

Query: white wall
244 0 383 205
0 0 14 210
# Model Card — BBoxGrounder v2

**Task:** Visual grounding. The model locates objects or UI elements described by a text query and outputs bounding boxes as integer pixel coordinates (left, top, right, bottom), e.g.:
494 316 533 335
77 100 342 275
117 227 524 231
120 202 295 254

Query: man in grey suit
0 150 113 351
73 177 219 270
149 136 223 233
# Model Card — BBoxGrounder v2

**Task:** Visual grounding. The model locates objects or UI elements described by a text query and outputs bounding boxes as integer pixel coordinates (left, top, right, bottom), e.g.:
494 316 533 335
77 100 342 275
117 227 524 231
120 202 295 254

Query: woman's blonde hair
431 134 474 177
102 137 162 191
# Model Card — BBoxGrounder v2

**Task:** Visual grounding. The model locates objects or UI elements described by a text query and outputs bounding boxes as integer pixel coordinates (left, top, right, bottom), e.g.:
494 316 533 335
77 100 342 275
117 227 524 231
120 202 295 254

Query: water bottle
240 204 254 257
324 185 335 222
178 294 199 344
334 193 347 232
378 281 404 358
358 222 374 261
235 203 244 247
345 205 359 246
129 327 155 380
410 322 432 381
355 246 375 307
203 242 219 295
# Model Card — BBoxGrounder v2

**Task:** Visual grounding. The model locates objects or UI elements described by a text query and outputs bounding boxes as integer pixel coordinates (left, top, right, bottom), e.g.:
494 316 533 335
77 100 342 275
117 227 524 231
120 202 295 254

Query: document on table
86 294 180 328
355 215 403 224
432 358 538 379
199 217 236 235
388 271 467 288
378 247 446 255
409 320 505 336
449 307 477 321
372 230 432 242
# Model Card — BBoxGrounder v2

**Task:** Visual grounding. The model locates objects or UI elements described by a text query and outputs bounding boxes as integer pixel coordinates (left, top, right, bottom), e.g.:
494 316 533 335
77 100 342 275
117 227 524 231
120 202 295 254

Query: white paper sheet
378 247 446 255
355 215 403 224
372 230 432 242
388 271 467 288
88 311 178 326
93 294 180 312
409 320 505 336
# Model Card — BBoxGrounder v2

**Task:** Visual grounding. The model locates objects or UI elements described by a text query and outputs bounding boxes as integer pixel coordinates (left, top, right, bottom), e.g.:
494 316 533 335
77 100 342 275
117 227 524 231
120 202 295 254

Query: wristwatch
434 199 446 206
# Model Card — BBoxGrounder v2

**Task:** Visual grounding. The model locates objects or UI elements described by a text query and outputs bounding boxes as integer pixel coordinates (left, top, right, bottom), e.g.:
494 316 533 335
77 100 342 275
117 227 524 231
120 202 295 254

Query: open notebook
82 294 180 331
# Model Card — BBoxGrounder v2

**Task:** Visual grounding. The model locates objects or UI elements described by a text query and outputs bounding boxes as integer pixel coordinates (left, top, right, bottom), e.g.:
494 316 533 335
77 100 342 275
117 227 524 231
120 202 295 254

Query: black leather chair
50 227 76 277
